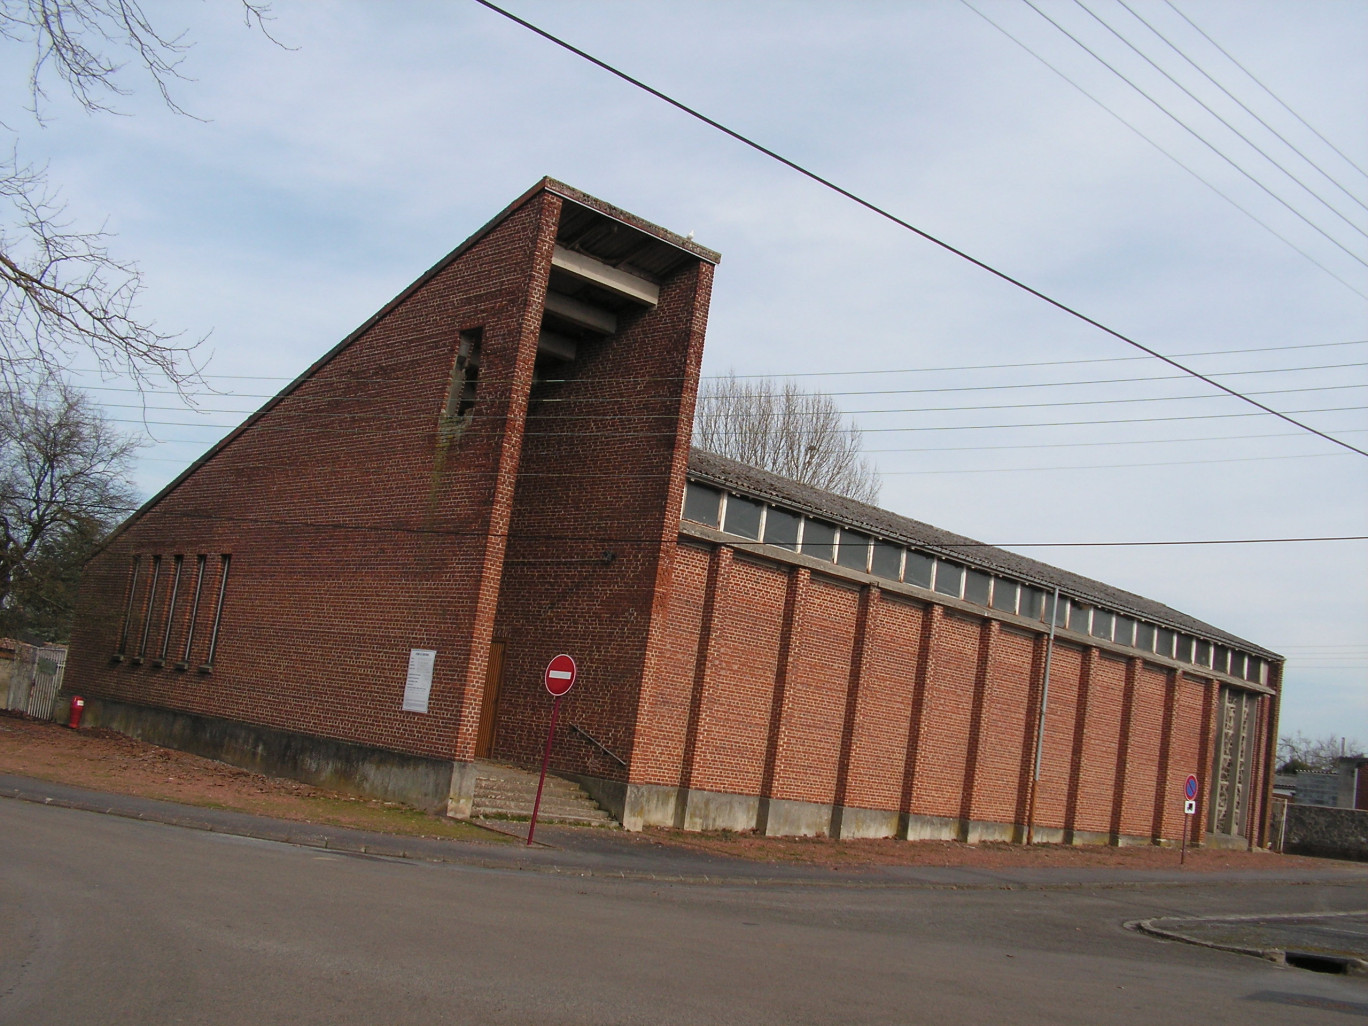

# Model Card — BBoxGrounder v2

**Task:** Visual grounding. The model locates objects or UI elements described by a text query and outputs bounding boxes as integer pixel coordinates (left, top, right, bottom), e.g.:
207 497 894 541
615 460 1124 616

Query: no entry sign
530 653 578 846
544 654 577 697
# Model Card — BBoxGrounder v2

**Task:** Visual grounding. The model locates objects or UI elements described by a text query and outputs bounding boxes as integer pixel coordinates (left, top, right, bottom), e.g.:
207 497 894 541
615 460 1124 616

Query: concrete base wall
585 772 1245 850
831 805 900 839
1204 830 1253 851
677 787 761 832
75 695 457 812
965 820 1019 844
901 813 960 841
1063 828 1111 846
758 797 831 837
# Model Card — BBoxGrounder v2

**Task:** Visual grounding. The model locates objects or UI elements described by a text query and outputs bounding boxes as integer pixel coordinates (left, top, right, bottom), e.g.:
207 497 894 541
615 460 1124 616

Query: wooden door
475 640 506 759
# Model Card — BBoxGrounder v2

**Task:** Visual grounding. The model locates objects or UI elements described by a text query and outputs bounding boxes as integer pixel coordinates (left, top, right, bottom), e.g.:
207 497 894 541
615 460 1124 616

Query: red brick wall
687 557 787 796
66 191 560 761
632 541 711 787
967 625 1035 827
769 576 858 806
1116 661 1165 838
631 527 1269 844
842 593 924 811
489 243 712 776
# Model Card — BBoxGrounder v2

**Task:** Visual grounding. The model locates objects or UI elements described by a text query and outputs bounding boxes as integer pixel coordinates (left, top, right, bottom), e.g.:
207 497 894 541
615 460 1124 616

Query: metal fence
4 643 68 720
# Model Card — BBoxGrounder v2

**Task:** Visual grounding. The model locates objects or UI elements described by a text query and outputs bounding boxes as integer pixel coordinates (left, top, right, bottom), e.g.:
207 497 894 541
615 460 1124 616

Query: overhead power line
1023 0 1367 268
961 0 1368 297
1077 0 1367 239
1119 0 1368 218
64 337 1368 392
471 0 1368 460
107 504 1368 549
1163 0 1368 184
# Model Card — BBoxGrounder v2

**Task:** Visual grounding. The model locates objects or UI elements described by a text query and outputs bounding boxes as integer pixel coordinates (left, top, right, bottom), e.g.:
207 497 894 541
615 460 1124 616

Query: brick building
66 179 1282 849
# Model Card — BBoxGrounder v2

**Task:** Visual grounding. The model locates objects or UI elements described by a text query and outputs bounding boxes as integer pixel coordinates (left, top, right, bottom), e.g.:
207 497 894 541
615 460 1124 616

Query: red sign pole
526 694 561 847
527 654 577 846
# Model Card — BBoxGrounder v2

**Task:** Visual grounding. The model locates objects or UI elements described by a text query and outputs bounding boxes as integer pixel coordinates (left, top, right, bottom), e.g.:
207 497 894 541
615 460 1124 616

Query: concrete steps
471 762 617 828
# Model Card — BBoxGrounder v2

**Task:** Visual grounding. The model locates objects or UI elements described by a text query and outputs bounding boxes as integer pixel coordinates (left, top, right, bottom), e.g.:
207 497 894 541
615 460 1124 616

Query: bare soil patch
0 711 507 844
1 711 1348 872
638 826 1332 873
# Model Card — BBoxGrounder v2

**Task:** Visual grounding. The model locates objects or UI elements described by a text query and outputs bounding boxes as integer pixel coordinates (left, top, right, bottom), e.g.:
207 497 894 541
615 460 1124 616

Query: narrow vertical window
179 554 207 670
116 555 142 657
157 555 183 664
136 556 162 661
201 555 231 671
438 328 482 442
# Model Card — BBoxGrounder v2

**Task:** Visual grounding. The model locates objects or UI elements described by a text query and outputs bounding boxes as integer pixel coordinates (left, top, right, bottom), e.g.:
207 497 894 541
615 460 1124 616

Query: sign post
527 654 577 846
1180 774 1199 865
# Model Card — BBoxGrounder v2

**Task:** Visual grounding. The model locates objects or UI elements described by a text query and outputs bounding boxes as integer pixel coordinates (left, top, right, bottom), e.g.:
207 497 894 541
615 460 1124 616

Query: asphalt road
2 798 1366 1025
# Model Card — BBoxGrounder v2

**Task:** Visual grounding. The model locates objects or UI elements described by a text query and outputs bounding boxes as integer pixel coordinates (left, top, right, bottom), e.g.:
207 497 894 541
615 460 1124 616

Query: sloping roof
102 179 715 549
686 448 1280 660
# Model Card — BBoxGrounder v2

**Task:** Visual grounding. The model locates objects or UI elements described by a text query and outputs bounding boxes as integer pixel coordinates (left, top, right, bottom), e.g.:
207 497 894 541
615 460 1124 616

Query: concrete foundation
758 797 831 837
1064 828 1113 846
900 813 961 841
677 787 761 832
1204 830 1253 851
965 820 1019 844
74 695 456 812
619 782 679 832
446 761 480 819
831 805 900 839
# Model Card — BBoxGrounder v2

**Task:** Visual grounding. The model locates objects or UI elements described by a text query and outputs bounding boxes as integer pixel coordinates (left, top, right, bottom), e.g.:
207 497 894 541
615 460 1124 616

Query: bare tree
693 372 882 504
1278 731 1364 772
0 375 140 639
1 0 277 393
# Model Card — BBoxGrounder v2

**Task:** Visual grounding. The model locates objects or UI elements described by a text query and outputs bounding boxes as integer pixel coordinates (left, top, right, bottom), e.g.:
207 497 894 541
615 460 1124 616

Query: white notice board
402 648 436 713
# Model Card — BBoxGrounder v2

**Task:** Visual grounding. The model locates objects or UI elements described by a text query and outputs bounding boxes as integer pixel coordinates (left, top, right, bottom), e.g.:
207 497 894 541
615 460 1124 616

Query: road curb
1128 910 1368 974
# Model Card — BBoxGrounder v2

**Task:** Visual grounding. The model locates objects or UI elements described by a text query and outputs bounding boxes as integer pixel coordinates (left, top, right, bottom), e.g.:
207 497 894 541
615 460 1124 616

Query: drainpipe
1025 586 1060 845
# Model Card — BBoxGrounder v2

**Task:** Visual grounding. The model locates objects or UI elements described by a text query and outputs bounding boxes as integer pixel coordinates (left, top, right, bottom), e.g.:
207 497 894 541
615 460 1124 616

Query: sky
3 0 1364 741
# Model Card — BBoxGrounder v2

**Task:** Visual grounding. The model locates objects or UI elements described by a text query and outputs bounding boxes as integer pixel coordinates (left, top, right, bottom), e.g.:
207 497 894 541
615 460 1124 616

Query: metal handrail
569 722 627 767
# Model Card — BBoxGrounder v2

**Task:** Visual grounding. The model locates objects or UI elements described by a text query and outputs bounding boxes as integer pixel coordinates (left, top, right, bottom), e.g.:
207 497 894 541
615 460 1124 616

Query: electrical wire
94 503 1368 549
471 0 1368 459
1163 0 1368 183
1119 0 1368 217
1023 0 1366 268
75 358 1368 408
62 336 1368 389
963 0 1368 298
101 403 1366 436
1076 0 1366 237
